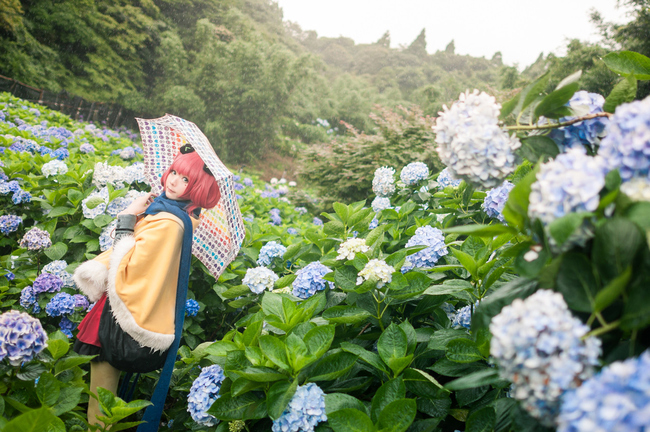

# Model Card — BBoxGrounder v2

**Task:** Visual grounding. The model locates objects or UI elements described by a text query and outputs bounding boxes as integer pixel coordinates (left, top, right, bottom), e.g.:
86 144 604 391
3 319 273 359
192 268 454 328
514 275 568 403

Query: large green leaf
325 393 367 415
267 379 297 420
371 378 405 423
602 51 650 80
466 406 496 432
445 369 506 391
340 342 389 375
592 218 643 282
594 266 632 313
43 242 67 261
322 306 371 324
446 339 484 364
207 393 267 421
376 399 417 432
502 164 539 231
35 373 60 407
259 336 290 371
328 409 375 432
549 212 592 246
604 76 638 113
307 351 358 382
237 367 287 383
377 323 408 366
304 325 335 358
555 252 598 313
534 82 579 119
2 407 58 432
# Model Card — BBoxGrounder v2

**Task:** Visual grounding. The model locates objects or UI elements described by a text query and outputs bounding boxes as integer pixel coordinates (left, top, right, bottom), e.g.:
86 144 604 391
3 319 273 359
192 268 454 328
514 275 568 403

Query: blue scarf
137 193 194 432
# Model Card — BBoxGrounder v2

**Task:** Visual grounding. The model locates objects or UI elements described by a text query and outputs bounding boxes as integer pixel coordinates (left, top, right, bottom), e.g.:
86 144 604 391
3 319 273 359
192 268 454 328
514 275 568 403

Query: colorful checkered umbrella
136 114 245 279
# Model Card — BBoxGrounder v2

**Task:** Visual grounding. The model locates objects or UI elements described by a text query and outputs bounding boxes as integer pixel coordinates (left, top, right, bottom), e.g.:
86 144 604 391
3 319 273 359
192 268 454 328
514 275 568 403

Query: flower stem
582 319 621 340
506 112 612 131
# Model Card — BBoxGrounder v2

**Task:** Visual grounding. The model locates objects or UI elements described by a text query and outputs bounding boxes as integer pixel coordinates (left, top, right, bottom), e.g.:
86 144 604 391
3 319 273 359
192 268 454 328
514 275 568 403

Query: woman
72 146 220 428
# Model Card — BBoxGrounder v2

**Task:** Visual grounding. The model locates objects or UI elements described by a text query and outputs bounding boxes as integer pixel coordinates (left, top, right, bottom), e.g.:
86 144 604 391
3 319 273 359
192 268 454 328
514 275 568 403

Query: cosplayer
72 146 220 429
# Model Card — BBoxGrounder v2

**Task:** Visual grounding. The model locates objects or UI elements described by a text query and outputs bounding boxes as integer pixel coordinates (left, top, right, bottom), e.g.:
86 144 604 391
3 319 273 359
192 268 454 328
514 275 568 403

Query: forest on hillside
1 0 649 165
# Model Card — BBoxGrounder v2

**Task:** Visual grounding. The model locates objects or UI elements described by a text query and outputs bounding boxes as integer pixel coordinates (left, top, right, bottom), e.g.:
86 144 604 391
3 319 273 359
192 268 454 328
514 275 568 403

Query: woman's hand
117 192 158 216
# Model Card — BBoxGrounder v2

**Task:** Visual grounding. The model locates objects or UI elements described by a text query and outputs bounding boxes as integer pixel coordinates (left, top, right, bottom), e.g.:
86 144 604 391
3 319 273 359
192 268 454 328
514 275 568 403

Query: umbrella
136 114 245 279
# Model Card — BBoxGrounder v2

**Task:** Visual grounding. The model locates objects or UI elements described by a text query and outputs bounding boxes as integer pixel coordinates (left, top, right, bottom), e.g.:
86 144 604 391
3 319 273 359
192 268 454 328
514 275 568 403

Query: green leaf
371 378 406 423
85 196 105 210
207 393 267 421
534 82 580 119
329 409 375 432
283 242 303 261
377 323 408 366
594 266 632 313
334 266 359 292
549 212 592 246
445 369 504 391
626 202 650 232
556 253 598 313
53 386 84 416
307 351 358 382
424 279 473 297
275 274 296 289
555 70 583 90
47 206 74 218
221 285 251 299
46 339 69 361
36 373 60 407
44 242 68 261
322 305 371 324
603 51 650 80
451 248 478 279
604 76 638 113
267 379 297 420
366 224 387 246
304 325 335 358
325 393 367 415
340 342 389 374
93 214 113 228
499 93 520 120
429 358 486 377
593 218 642 282
443 224 516 237
466 406 496 432
502 165 539 231
517 72 551 115
333 203 349 224
261 292 285 322
377 399 417 432
231 378 264 397
446 339 484 363
2 407 58 432
518 135 559 163
259 336 290 371
324 220 345 236
428 329 472 350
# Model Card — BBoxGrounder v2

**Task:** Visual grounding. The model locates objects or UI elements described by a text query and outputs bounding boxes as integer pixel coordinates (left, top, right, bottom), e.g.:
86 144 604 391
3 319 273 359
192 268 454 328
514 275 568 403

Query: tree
445 39 455 55
406 28 427 58
375 30 390 48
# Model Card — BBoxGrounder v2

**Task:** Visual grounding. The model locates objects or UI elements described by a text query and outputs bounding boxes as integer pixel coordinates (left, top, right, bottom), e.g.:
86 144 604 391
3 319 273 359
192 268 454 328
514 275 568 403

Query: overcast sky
276 0 631 68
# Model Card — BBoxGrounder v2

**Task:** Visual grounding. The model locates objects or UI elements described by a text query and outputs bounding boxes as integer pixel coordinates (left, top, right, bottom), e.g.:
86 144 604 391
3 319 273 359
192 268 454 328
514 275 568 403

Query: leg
87 361 121 428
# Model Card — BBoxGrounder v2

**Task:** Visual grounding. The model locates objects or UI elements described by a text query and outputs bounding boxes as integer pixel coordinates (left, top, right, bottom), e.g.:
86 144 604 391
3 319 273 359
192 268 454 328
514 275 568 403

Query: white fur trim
106 235 175 352
73 260 108 303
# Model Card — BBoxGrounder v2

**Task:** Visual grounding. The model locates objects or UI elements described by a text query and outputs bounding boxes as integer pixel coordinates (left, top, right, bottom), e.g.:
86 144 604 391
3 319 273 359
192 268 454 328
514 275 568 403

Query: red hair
160 151 221 214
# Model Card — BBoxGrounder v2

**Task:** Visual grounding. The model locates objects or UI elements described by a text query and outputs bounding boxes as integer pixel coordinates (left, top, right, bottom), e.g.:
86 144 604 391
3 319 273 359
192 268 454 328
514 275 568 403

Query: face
165 169 190 200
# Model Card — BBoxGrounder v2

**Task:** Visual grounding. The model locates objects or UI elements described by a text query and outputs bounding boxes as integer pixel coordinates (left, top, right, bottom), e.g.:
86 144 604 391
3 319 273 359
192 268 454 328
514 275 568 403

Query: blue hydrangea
312 217 323 226
110 149 122 156
42 260 74 288
19 227 52 251
0 180 20 194
292 262 333 299
599 95 650 182
243 216 254 223
262 189 280 199
0 110 4 122
32 273 63 294
79 143 96 153
12 189 31 204
401 226 448 272
483 180 515 222
529 147 607 226
4 271 14 281
436 167 461 188
558 350 650 432
400 162 430 186
369 217 379 230
59 316 76 338
451 301 480 329
371 196 391 213
272 383 327 432
490 290 601 425
243 267 278 294
258 241 287 266
372 166 396 197
185 299 200 317
295 207 307 214
46 292 76 317
548 91 609 151
270 208 282 226
0 215 22 234
187 365 226 427
73 294 89 310
52 148 69 160
287 227 299 235
0 310 48 366
20 286 38 311
123 163 146 184
234 182 244 191
243 178 253 187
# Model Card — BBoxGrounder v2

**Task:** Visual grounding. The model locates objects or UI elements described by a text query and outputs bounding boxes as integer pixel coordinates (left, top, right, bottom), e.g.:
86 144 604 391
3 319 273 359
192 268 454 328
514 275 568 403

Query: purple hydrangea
0 215 22 234
313 217 323 226
0 310 48 366
19 227 52 251
483 180 515 222
45 292 76 317
258 241 287 267
272 383 327 432
185 299 200 317
292 262 333 299
42 260 74 288
4 271 15 281
187 365 226 427
59 316 76 338
72 294 90 310
52 148 69 160
558 350 650 432
599 95 650 182
548 91 609 150
270 208 282 226
401 226 448 272
79 143 96 154
32 273 63 294
243 178 253 187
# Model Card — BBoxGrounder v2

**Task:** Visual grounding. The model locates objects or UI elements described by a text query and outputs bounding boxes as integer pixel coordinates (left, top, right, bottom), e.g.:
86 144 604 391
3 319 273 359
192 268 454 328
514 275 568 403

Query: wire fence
0 74 141 131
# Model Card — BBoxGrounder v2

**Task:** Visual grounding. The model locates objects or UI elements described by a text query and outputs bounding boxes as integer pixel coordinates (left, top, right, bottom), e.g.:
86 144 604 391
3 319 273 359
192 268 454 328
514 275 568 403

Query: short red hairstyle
160 151 221 214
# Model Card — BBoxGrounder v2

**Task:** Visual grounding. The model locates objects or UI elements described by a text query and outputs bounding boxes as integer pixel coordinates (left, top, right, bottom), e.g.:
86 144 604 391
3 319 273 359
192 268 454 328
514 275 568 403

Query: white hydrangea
620 177 650 202
336 238 369 260
92 161 127 189
434 90 521 188
372 167 396 197
371 196 391 213
41 160 68 178
400 162 429 186
243 267 278 294
356 259 393 288
123 162 146 184
81 187 109 219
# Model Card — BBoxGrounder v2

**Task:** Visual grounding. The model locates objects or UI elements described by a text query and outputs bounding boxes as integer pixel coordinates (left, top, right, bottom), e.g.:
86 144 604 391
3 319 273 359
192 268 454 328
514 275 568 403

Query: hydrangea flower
401 226 448 272
243 178 253 187
557 350 650 432
123 163 146 184
270 208 282 226
19 227 52 251
620 177 650 202
79 143 96 154
185 299 200 317
434 90 521 188
336 238 369 260
272 383 327 432
82 187 109 219
20 285 39 312
234 182 244 191
372 166 396 197
312 217 323 226
41 160 68 178
0 215 22 235
243 267 278 294
436 167 462 188
287 227 299 235
400 162 430 185
229 420 246 432
295 207 307 215
357 259 393 288
529 147 607 227
32 273 63 294
46 292 76 317
490 290 601 425
120 147 136 160
52 148 69 160
292 262 333 299
0 310 48 366
371 196 391 213
73 294 90 310
483 180 514 222
258 241 287 266
598 95 650 182
99 220 117 251
59 316 76 338
187 365 226 427
5 271 15 281
92 162 127 188
547 91 609 151
451 301 480 329
0 180 20 195
369 217 379 230
12 189 31 204
42 260 74 288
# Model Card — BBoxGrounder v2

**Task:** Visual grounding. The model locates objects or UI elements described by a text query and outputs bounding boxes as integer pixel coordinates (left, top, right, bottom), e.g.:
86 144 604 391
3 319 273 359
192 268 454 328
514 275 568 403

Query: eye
182 177 189 183
171 170 177 175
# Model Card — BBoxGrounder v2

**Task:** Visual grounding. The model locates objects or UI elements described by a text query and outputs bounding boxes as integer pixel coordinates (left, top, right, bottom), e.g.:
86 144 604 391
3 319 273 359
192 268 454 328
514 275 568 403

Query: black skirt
72 339 106 363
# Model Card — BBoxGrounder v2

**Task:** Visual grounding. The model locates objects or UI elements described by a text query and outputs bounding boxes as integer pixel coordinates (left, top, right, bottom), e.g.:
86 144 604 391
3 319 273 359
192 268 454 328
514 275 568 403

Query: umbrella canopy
136 114 245 279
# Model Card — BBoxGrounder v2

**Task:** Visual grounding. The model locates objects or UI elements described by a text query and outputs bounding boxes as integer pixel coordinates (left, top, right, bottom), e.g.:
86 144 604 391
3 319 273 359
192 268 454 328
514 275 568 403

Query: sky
275 0 631 68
